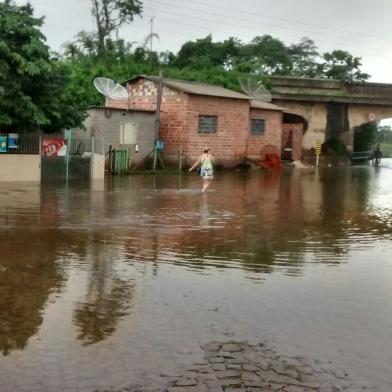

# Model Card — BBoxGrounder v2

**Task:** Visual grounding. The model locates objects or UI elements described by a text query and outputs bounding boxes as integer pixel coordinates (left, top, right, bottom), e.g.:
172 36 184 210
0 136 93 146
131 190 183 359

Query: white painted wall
0 155 41 182
91 153 105 180
75 108 155 165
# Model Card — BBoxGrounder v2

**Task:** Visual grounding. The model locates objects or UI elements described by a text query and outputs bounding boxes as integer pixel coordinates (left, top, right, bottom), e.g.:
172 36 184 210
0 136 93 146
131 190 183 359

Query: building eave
88 106 155 114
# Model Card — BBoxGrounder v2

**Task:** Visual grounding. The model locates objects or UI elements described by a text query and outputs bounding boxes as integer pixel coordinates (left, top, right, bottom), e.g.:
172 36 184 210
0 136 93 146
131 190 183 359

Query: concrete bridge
270 76 392 152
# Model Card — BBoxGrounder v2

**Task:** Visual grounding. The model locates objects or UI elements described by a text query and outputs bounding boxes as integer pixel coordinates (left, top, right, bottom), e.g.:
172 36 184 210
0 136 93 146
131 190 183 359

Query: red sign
42 138 67 157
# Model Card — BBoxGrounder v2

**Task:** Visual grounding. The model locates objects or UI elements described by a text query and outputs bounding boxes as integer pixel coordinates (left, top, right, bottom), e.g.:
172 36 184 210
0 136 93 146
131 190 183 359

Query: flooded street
1 163 392 391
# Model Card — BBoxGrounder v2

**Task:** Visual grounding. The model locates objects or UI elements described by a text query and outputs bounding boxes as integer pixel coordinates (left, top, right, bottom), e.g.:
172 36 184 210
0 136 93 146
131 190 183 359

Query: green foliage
61 31 372 113
324 137 349 156
159 35 369 82
240 35 293 75
354 122 378 152
174 35 240 69
379 143 392 157
320 50 370 82
289 37 320 77
0 0 85 132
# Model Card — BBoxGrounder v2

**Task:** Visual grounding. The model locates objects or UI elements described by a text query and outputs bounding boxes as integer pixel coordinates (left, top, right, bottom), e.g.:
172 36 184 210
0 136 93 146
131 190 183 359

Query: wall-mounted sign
8 133 19 149
42 138 67 157
0 136 7 153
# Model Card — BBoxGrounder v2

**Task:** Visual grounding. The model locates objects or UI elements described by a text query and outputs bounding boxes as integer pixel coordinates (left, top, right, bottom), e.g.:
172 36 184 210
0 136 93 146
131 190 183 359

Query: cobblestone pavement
99 341 352 392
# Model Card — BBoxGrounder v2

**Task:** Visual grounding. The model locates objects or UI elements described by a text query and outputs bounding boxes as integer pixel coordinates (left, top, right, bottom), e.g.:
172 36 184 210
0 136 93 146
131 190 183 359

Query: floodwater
1 162 392 391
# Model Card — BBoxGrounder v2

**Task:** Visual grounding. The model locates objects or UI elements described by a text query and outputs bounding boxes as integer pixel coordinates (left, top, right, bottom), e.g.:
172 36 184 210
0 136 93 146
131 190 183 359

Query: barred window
198 115 217 134
251 119 265 136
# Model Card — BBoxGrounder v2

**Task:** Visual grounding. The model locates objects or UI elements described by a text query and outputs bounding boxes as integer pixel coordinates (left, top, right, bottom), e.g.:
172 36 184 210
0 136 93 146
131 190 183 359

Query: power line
137 8 383 58
26 0 392 60
140 0 390 55
145 0 392 45
40 0 390 57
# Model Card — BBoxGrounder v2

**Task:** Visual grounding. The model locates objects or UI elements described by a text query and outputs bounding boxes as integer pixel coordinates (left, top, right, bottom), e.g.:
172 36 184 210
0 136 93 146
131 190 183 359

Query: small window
198 115 217 134
251 119 265 135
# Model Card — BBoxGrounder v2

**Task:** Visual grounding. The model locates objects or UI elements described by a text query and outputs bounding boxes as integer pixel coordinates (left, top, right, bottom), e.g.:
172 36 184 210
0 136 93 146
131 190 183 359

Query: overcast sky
14 0 392 84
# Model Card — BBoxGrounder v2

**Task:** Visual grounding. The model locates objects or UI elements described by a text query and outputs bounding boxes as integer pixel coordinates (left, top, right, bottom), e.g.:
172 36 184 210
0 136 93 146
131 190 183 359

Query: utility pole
153 70 163 171
150 17 155 73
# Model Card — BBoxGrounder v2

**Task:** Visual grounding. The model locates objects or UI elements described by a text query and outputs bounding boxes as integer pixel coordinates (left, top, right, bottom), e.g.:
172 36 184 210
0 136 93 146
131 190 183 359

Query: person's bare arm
189 157 201 171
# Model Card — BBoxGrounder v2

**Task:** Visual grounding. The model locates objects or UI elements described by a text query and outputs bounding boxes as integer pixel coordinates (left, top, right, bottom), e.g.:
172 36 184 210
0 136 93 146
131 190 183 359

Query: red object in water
259 153 282 169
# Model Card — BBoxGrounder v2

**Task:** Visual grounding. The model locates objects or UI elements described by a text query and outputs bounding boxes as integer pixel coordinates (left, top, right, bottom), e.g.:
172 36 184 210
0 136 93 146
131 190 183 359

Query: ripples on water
0 164 392 390
0 167 391 273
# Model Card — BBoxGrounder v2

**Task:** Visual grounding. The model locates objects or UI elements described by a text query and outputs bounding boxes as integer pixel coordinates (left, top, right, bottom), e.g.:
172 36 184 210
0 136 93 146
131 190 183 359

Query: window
198 115 217 134
250 119 265 136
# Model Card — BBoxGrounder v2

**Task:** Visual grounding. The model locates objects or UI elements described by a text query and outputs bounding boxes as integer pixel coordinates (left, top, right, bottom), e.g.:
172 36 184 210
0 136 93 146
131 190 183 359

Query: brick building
107 76 303 167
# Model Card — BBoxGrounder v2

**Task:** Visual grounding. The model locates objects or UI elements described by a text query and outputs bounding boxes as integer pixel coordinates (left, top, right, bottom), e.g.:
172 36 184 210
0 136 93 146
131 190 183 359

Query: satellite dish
239 75 272 102
93 77 129 100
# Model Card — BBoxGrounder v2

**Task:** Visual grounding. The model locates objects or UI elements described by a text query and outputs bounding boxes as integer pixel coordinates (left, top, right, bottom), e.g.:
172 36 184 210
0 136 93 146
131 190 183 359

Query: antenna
93 77 129 100
150 17 154 54
238 75 272 102
144 17 160 73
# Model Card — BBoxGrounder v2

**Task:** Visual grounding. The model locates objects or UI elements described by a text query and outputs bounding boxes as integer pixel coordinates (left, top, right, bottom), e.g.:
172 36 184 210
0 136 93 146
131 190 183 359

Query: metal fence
41 135 104 181
0 133 40 155
0 132 105 180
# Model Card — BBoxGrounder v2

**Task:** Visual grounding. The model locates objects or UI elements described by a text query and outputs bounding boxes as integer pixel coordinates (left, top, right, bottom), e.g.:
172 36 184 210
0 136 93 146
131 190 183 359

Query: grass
379 143 392 157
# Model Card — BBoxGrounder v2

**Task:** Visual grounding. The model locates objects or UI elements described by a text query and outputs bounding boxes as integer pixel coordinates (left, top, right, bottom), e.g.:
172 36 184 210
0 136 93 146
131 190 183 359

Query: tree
63 31 99 58
0 0 85 132
319 50 370 82
240 35 292 76
90 0 142 56
289 37 320 77
175 35 241 69
354 122 378 152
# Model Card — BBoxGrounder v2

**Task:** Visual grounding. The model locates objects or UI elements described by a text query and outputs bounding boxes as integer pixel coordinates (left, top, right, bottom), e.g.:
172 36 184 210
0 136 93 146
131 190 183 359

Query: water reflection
0 166 391 376
0 230 66 355
73 237 135 346
102 169 392 276
117 168 390 276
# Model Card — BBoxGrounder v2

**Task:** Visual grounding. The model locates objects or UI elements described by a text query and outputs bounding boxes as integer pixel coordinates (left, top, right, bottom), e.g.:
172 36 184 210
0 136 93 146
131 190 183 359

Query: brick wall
184 95 250 165
107 79 190 160
282 123 304 161
249 108 283 160
106 78 284 167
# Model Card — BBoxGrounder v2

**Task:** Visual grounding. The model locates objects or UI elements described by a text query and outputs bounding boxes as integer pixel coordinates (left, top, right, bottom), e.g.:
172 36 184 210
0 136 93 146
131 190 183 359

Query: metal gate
41 135 103 181
109 149 129 174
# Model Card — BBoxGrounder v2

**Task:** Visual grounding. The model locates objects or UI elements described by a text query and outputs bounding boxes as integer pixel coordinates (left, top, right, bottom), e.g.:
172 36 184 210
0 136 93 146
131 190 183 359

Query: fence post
65 145 69 183
39 135 42 182
178 146 183 171
108 145 113 173
90 136 95 179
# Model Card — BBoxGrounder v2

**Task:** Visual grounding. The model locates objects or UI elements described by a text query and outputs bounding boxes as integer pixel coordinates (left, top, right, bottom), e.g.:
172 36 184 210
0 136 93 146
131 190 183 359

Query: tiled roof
250 100 288 112
127 75 250 100
88 106 155 113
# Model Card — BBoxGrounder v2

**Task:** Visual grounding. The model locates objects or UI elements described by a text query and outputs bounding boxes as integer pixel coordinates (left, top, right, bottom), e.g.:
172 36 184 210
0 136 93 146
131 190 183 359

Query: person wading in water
189 148 214 192
373 144 383 166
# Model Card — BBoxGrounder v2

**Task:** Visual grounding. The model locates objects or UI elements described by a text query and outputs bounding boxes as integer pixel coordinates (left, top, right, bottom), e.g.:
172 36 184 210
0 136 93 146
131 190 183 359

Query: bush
324 137 349 156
